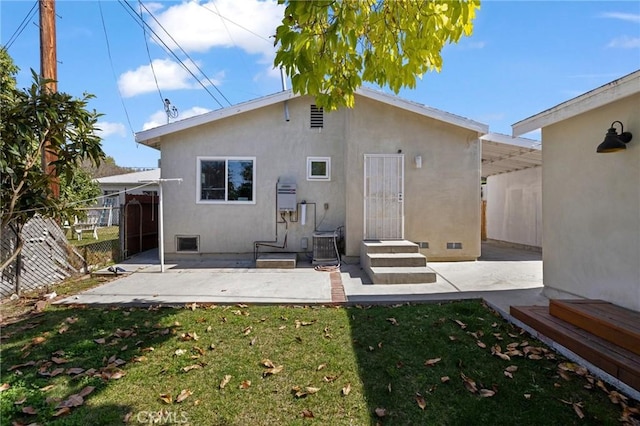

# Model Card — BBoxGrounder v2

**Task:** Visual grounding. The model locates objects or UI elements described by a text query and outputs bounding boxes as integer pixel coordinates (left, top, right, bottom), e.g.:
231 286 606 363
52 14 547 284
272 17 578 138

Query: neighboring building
135 88 490 267
480 133 542 249
512 70 639 311
96 168 161 210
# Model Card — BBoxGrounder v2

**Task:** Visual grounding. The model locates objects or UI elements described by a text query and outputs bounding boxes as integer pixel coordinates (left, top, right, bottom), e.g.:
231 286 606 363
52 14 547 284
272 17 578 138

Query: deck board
549 299 640 356
511 304 640 391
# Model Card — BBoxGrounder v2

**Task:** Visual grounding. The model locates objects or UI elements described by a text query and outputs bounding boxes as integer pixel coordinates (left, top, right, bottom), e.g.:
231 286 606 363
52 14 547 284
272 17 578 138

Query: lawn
1 301 637 425
67 226 119 248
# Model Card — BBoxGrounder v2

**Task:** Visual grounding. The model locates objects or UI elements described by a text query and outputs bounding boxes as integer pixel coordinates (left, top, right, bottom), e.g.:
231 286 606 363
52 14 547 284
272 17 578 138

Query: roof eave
512 70 640 137
135 90 298 146
356 87 489 134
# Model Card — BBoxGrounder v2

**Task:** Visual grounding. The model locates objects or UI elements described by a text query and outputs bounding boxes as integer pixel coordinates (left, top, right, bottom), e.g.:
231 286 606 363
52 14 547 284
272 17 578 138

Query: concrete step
256 253 296 269
367 253 427 268
368 266 437 284
362 240 419 254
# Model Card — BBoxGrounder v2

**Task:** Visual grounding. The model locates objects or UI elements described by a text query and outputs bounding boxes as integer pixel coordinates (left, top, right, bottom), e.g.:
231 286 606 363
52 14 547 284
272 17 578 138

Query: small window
177 235 199 252
310 105 324 128
307 157 331 181
197 157 255 203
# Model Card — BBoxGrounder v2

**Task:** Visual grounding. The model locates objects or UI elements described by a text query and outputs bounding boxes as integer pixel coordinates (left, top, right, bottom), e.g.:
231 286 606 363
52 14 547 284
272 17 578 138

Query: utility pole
40 0 59 197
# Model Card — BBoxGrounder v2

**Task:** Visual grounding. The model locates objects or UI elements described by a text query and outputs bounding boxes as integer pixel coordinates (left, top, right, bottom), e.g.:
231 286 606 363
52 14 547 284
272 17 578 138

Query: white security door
364 154 404 240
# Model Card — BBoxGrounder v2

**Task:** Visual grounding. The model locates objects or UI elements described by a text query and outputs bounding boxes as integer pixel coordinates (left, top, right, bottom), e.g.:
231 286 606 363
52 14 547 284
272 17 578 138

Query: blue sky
2 1 639 168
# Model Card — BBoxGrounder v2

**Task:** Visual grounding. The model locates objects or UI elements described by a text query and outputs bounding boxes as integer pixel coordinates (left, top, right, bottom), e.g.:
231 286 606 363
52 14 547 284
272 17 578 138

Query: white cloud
142 106 212 131
96 121 127 138
118 58 220 97
463 41 486 49
607 36 640 49
148 0 284 59
600 12 640 23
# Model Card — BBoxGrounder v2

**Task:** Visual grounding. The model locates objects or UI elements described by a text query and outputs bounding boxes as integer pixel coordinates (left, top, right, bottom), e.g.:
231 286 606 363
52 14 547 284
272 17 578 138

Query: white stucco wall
343 96 482 260
156 94 482 261
486 166 542 248
542 93 640 311
159 96 347 257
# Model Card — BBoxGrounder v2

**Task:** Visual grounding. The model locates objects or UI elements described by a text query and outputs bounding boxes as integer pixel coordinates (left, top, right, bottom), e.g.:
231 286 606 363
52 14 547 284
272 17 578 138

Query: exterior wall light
596 121 633 153
415 155 422 168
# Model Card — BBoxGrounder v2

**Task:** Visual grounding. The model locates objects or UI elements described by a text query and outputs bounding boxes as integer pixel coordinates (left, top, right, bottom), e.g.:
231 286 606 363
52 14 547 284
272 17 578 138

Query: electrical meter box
277 183 297 212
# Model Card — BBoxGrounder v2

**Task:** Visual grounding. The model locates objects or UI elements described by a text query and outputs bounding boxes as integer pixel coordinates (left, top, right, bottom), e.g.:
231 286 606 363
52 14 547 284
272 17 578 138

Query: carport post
140 178 182 273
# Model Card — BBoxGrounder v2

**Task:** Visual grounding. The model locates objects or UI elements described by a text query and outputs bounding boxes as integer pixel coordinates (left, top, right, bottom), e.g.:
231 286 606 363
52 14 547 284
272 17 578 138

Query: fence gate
123 194 159 258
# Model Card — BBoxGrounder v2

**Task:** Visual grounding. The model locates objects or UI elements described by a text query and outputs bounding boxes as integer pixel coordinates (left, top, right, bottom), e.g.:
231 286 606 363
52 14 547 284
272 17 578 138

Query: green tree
0 48 105 276
274 0 480 110
81 155 133 178
59 167 102 223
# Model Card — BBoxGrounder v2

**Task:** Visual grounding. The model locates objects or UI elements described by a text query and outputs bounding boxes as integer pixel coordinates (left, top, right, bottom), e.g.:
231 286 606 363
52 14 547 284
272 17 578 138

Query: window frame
196 156 256 204
306 157 331 181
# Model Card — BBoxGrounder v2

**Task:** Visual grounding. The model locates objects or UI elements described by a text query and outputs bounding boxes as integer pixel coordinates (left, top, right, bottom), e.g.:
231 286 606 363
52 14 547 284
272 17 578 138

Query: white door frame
363 154 405 240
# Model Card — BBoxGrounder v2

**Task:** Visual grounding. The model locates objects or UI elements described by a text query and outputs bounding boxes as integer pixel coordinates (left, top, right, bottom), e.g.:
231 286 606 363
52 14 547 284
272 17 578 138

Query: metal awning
481 133 541 178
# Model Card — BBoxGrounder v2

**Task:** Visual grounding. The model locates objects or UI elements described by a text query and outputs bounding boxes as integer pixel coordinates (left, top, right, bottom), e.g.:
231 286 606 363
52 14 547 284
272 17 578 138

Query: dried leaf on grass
175 389 192 403
182 364 203 373
159 393 173 404
53 406 72 417
292 386 320 398
0 383 10 392
424 357 441 367
239 380 251 389
454 319 467 329
441 376 450 383
416 393 427 410
386 318 399 326
220 375 232 389
375 407 387 417
301 409 314 418
22 406 37 415
460 372 478 393
479 389 496 398
342 383 351 396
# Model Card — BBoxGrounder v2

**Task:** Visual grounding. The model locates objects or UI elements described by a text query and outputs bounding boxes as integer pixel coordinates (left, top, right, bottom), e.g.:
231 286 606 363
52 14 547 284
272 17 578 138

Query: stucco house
96 168 161 209
512 70 639 312
135 87 489 282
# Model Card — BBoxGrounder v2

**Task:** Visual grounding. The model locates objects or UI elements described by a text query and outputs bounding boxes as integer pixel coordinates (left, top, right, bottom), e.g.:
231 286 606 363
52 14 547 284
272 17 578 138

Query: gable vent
310 105 324 128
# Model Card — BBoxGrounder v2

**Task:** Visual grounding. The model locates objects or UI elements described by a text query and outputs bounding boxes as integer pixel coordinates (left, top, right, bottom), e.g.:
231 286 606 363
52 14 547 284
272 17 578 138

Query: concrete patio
56 241 546 316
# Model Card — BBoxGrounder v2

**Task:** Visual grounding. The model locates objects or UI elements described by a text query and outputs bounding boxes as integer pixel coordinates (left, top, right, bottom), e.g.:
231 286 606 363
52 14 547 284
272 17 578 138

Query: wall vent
310 105 324 128
446 242 463 250
417 242 429 249
177 235 199 252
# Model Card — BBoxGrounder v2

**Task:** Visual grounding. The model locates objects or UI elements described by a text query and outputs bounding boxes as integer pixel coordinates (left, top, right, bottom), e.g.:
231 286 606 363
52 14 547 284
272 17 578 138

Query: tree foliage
0 48 105 273
274 0 480 110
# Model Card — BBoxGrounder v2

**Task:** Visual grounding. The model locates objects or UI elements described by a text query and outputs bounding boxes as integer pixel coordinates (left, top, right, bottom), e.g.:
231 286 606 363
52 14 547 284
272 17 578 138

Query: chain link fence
1 207 124 298
66 206 122 270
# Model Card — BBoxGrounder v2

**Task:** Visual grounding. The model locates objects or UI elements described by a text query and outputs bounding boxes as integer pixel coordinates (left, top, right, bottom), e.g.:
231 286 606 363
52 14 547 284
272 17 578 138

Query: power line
137 0 232 107
3 0 38 50
199 3 272 45
137 0 165 108
97 0 136 140
118 0 230 108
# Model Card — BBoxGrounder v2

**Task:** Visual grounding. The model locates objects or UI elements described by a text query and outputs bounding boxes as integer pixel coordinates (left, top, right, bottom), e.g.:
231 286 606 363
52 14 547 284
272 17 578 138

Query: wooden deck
511 299 640 392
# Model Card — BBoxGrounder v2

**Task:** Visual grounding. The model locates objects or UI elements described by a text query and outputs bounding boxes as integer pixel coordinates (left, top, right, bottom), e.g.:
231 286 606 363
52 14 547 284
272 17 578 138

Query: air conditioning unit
312 231 338 265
